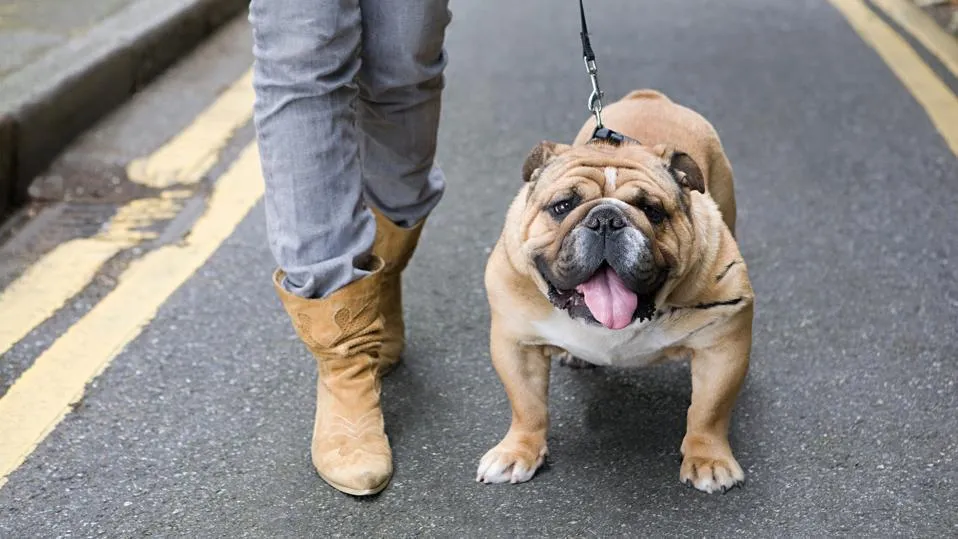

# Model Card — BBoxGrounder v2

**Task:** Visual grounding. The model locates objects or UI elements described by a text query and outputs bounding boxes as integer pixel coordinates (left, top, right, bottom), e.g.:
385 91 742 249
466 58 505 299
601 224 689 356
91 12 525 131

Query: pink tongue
575 266 639 330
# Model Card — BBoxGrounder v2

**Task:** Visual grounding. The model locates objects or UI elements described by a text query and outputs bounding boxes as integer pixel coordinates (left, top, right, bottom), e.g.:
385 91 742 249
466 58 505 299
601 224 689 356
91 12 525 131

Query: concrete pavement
0 0 957 536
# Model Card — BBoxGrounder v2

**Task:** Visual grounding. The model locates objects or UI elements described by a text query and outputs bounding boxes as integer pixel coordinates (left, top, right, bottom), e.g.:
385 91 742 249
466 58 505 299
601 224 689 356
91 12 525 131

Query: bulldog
476 90 753 493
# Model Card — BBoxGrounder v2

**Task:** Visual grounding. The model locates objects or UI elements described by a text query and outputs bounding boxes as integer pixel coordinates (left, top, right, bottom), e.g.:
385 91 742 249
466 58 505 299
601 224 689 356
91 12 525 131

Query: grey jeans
250 0 451 298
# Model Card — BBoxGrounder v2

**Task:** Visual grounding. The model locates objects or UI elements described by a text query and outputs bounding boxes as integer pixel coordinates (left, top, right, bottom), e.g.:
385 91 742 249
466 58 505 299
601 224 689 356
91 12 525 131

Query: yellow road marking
872 0 958 78
0 191 189 359
0 241 130 357
0 67 252 359
0 144 263 489
127 69 254 188
106 190 191 242
827 0 958 156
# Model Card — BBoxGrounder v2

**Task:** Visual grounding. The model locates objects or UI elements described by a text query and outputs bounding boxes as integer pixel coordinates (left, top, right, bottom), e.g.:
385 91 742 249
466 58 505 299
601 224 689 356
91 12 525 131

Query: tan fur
477 90 753 493
574 89 737 235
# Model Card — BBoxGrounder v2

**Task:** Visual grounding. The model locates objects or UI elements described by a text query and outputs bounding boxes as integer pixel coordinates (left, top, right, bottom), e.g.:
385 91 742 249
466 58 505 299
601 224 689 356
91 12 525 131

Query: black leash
578 0 638 145
579 0 603 129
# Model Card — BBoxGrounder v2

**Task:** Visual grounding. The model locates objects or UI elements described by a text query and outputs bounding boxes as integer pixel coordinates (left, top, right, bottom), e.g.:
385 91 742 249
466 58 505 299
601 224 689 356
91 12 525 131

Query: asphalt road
1 0 957 536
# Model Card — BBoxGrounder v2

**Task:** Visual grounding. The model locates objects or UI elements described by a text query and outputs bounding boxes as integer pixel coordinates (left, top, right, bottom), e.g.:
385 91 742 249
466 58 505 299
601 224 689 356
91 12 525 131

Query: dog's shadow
547 361 696 483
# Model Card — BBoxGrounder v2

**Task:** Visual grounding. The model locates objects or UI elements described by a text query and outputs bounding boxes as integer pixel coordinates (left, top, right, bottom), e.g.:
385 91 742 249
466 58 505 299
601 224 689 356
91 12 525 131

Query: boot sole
318 470 392 497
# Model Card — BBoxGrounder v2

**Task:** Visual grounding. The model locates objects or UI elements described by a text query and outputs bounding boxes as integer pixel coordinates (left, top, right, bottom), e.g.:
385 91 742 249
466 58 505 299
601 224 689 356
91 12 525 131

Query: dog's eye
549 199 575 218
638 202 667 224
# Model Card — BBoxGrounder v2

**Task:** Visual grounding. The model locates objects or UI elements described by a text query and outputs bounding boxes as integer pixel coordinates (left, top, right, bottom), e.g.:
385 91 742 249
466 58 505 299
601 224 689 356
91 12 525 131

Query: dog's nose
584 205 627 233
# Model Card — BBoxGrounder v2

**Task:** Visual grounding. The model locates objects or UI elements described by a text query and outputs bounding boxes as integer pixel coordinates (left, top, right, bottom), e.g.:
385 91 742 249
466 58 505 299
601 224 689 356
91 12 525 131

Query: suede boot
273 258 392 496
371 208 425 368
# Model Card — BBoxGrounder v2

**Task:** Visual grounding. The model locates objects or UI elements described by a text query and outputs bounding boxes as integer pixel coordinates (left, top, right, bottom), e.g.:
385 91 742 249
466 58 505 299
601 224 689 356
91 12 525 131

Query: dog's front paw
679 436 744 493
476 436 548 484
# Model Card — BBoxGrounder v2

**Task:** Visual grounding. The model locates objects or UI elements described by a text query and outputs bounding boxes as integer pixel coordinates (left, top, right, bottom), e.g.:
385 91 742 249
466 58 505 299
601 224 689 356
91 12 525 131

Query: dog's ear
522 141 571 183
652 144 706 194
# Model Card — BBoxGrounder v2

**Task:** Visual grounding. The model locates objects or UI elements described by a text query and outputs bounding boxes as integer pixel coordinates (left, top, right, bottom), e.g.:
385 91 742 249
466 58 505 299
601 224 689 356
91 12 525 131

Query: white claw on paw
679 455 745 494
476 443 547 484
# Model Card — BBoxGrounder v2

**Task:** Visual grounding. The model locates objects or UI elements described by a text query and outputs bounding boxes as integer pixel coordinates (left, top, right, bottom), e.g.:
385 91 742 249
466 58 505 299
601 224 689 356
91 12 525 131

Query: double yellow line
0 71 255 358
828 0 958 154
0 69 261 488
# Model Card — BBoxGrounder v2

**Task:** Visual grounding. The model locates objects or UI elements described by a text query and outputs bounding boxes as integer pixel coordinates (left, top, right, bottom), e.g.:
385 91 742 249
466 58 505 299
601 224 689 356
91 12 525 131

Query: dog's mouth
545 263 657 329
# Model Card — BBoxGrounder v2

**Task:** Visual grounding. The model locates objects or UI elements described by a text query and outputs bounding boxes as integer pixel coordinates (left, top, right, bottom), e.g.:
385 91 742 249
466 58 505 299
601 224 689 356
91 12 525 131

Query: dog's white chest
531 310 679 367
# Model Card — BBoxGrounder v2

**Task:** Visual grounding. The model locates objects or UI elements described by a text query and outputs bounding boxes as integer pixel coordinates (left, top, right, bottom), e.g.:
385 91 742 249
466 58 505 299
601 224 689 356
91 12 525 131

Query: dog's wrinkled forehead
522 140 705 197
529 144 664 192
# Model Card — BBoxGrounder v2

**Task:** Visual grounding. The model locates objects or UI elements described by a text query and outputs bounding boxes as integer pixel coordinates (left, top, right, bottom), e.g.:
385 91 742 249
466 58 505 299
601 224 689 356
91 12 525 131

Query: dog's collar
588 126 640 146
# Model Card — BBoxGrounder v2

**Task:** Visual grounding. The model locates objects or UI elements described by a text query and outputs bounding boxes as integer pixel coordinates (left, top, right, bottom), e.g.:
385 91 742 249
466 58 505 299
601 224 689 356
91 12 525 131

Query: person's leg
357 1 450 225
250 0 394 496
356 0 451 364
251 0 372 299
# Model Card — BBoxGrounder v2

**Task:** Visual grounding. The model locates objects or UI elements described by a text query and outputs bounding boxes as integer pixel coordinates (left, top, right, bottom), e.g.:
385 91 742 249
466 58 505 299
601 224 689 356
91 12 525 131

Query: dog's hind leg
554 350 596 369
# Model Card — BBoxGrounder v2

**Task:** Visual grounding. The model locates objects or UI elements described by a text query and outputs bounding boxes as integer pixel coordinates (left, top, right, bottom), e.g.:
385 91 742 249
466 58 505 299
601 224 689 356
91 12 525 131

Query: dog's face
518 140 705 329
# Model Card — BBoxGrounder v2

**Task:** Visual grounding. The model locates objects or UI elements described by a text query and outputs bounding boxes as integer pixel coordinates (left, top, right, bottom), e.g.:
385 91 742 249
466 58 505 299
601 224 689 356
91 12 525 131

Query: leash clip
578 0 637 147
584 57 604 128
